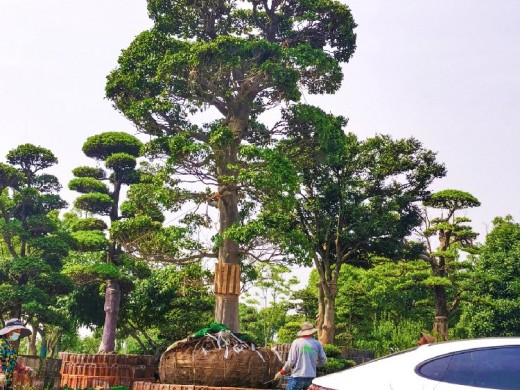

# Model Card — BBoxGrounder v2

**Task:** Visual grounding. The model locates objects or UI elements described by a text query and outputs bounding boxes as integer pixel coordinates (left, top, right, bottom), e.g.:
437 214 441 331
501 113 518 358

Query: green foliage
112 217 200 260
64 261 123 283
31 235 70 266
70 231 108 252
422 276 453 287
111 216 160 242
105 153 137 173
62 262 125 347
72 166 106 179
68 177 110 194
424 189 481 209
71 217 108 232
34 173 62 193
280 106 446 269
25 214 57 236
73 193 114 215
289 288 319 320
240 263 298 346
70 328 104 353
0 162 24 188
354 317 424 357
238 304 263 344
6 143 58 176
460 216 520 337
82 132 143 160
118 264 215 353
276 321 303 344
322 343 342 358
297 261 433 352
209 123 235 148
120 199 164 222
104 0 357 213
271 104 446 342
68 131 148 352
318 357 355 376
0 144 72 331
146 0 357 61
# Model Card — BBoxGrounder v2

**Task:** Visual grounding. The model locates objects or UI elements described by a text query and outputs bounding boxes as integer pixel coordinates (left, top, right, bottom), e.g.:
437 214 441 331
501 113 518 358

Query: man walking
274 322 327 390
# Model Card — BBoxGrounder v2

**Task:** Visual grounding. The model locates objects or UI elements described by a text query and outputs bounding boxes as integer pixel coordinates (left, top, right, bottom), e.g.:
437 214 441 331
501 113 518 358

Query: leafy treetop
106 0 357 133
423 189 481 210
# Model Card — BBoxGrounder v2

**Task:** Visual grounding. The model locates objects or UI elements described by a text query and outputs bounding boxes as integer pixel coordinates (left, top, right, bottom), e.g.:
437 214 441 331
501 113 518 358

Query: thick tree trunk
10 305 22 319
49 335 61 358
316 282 324 337
431 254 449 341
433 285 449 340
317 282 336 345
98 279 121 353
98 181 122 353
214 185 241 332
213 113 245 333
215 294 240 332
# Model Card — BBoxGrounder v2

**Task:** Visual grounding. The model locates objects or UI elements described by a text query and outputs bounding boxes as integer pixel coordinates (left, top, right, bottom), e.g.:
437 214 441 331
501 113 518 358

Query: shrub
318 344 356 375
318 357 356 375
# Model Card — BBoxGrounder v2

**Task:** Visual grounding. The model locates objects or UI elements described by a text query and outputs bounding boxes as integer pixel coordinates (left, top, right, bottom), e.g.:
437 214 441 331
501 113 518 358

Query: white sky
1 0 519 244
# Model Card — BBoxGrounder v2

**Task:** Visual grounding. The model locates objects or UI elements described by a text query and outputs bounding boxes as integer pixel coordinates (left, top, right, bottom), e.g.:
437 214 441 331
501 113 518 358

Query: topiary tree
67 132 145 353
0 144 73 355
105 0 358 333
418 189 480 340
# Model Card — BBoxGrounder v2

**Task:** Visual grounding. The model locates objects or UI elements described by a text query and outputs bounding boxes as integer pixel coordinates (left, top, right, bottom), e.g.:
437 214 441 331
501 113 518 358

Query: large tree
277 105 446 344
105 0 357 332
0 144 72 353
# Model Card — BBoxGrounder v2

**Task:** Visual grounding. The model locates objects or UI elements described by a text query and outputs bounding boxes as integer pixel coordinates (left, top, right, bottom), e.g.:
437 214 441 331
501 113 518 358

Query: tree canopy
273 104 446 344
105 0 358 332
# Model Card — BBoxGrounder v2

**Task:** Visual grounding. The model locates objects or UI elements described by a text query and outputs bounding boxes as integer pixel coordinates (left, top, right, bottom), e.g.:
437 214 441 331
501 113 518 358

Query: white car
309 338 520 389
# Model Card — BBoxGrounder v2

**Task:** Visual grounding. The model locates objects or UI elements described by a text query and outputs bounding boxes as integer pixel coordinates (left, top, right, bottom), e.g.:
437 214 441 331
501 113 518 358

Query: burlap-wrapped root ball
159 331 283 388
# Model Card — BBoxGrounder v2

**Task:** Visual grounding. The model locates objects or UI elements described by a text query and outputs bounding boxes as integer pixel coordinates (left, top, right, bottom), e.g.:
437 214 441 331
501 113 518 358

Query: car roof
413 337 520 357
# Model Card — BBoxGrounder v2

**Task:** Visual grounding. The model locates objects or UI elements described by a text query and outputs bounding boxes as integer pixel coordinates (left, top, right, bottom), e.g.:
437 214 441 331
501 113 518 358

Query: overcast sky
1 0 519 242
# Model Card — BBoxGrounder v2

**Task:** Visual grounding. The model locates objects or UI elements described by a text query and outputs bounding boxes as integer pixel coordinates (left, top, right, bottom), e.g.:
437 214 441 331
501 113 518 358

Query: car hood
312 348 428 389
312 338 520 390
